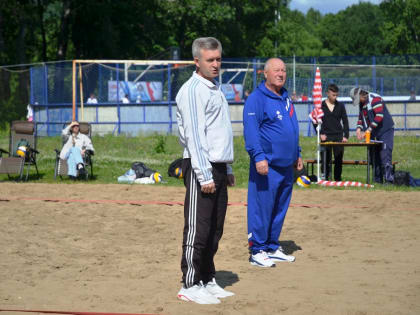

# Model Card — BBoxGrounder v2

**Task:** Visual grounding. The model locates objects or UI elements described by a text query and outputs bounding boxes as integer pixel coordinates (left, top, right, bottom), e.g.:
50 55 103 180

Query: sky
289 0 383 15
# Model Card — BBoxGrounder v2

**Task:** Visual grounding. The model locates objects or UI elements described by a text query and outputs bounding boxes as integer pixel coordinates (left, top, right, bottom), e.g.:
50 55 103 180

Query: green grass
1 130 419 191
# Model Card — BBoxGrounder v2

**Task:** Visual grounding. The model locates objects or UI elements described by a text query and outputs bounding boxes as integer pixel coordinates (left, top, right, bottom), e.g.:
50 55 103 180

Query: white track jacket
176 72 234 185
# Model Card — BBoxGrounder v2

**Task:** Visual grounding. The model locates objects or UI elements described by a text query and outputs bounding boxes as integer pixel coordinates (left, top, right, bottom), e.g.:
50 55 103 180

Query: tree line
0 0 419 66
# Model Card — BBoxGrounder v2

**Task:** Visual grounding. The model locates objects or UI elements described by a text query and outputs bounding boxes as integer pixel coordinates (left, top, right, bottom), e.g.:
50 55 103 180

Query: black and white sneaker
77 163 86 177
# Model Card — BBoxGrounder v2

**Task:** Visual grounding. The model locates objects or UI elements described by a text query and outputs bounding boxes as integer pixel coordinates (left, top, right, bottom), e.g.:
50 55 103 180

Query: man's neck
326 98 335 106
196 70 215 84
265 81 282 96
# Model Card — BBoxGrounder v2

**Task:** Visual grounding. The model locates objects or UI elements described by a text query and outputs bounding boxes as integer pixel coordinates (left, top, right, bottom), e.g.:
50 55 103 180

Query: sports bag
393 171 410 186
168 158 183 178
131 162 156 178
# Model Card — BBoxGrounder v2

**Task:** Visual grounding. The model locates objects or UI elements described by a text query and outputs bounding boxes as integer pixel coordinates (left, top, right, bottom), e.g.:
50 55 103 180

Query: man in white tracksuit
175 37 235 305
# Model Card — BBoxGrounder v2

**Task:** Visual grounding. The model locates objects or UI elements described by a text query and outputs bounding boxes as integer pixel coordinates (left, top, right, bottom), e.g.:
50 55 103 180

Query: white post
317 123 321 182
124 62 128 82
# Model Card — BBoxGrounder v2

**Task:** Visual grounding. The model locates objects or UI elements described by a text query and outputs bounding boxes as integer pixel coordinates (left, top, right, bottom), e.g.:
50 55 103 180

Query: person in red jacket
350 87 395 184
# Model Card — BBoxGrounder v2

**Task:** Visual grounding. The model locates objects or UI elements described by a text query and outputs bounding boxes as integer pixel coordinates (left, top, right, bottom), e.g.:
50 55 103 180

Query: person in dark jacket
350 87 395 183
315 84 349 181
243 58 303 268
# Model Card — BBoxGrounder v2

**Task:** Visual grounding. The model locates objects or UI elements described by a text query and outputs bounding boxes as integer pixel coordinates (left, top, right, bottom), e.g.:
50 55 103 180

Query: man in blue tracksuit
243 58 303 268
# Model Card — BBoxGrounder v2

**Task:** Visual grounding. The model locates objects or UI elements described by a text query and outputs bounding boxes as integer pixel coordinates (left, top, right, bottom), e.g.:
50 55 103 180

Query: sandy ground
0 183 419 315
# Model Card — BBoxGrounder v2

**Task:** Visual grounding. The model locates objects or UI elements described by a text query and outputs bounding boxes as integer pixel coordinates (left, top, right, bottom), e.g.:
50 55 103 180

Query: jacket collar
193 71 219 89
258 81 288 100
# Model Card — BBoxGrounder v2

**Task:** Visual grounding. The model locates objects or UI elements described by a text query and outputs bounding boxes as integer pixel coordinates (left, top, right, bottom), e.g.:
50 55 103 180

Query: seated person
59 121 94 178
87 93 98 104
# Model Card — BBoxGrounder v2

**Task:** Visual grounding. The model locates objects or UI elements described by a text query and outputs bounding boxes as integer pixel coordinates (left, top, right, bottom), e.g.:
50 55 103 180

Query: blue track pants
247 163 294 254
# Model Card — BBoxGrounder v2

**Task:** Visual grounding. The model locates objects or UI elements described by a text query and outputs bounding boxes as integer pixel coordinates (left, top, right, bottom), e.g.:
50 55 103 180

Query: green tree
318 2 386 56
380 0 420 54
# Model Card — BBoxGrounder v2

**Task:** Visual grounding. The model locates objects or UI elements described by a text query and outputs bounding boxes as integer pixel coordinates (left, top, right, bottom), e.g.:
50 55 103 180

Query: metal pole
293 54 296 93
317 124 321 182
253 58 257 90
72 60 76 121
168 64 172 134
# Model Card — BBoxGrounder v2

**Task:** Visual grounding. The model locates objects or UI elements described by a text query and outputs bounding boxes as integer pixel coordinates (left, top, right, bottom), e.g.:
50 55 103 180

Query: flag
309 67 324 124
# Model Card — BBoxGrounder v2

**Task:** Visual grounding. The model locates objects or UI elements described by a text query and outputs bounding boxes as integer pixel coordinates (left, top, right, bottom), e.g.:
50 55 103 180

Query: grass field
1 129 419 190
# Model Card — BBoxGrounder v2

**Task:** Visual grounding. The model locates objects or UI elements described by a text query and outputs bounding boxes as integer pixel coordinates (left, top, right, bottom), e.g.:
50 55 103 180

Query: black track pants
180 158 228 288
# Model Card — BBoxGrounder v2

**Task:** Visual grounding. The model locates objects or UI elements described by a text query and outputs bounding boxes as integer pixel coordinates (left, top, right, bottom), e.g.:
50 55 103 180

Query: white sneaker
205 278 235 298
177 281 221 304
249 250 275 267
267 248 295 262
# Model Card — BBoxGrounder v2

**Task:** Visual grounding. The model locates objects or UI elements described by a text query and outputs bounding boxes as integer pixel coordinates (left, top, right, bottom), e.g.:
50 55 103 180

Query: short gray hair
264 58 285 71
192 37 222 58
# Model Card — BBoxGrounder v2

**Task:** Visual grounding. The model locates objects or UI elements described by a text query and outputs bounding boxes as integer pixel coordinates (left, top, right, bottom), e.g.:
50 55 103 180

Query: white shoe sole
177 293 220 304
250 261 276 268
268 256 295 262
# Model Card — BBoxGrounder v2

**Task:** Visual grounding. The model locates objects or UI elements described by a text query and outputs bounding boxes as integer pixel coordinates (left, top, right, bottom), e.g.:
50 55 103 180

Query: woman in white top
60 121 94 177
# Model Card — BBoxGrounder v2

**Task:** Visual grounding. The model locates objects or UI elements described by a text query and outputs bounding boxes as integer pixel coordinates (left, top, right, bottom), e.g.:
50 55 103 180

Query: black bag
293 165 308 183
393 171 410 186
131 162 156 178
168 158 183 178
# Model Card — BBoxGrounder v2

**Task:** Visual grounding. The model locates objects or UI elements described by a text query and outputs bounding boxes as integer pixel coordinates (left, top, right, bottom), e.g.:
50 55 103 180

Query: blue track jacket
243 81 300 167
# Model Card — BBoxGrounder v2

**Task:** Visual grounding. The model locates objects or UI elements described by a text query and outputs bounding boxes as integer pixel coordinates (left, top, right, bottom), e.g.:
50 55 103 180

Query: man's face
327 90 338 103
264 59 286 89
359 94 368 105
194 49 221 81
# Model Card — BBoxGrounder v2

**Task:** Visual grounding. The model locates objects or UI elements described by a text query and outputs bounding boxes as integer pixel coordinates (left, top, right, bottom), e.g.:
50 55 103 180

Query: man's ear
194 57 200 69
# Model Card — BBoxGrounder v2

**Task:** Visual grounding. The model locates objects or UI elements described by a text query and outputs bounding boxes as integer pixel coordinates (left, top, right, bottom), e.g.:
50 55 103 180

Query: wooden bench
304 159 398 176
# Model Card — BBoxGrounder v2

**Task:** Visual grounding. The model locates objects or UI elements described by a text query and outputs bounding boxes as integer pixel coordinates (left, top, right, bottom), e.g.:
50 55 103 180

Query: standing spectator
175 37 235 304
409 90 416 101
350 87 395 183
315 84 349 181
87 93 98 104
243 58 303 268
26 104 34 121
291 91 298 102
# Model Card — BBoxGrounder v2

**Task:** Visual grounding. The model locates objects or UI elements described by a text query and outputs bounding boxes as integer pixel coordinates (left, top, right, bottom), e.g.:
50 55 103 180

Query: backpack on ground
131 162 155 178
393 170 420 187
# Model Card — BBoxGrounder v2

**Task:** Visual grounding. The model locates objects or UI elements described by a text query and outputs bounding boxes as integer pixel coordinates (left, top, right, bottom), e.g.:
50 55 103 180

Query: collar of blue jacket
257 80 289 100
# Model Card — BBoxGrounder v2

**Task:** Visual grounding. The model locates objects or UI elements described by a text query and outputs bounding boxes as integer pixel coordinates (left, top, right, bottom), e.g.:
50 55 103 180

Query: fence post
116 63 121 134
168 64 172 134
307 103 312 137
44 64 50 136
372 56 376 92
404 102 407 131
252 58 257 90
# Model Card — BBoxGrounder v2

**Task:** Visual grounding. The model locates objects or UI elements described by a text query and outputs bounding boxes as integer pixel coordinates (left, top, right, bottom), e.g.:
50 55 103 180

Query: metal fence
33 99 420 138
1 56 420 135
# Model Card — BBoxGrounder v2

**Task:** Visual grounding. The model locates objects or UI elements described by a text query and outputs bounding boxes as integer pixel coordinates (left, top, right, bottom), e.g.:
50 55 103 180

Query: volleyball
151 172 163 183
16 146 27 158
175 167 183 178
296 175 311 188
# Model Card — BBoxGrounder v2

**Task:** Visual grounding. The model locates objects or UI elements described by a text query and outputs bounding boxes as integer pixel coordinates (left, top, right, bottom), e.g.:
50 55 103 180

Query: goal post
71 59 195 121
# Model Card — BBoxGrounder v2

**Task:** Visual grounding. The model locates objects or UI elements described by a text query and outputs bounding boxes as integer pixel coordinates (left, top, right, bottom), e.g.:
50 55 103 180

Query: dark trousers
321 135 344 181
180 158 228 288
371 128 394 183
